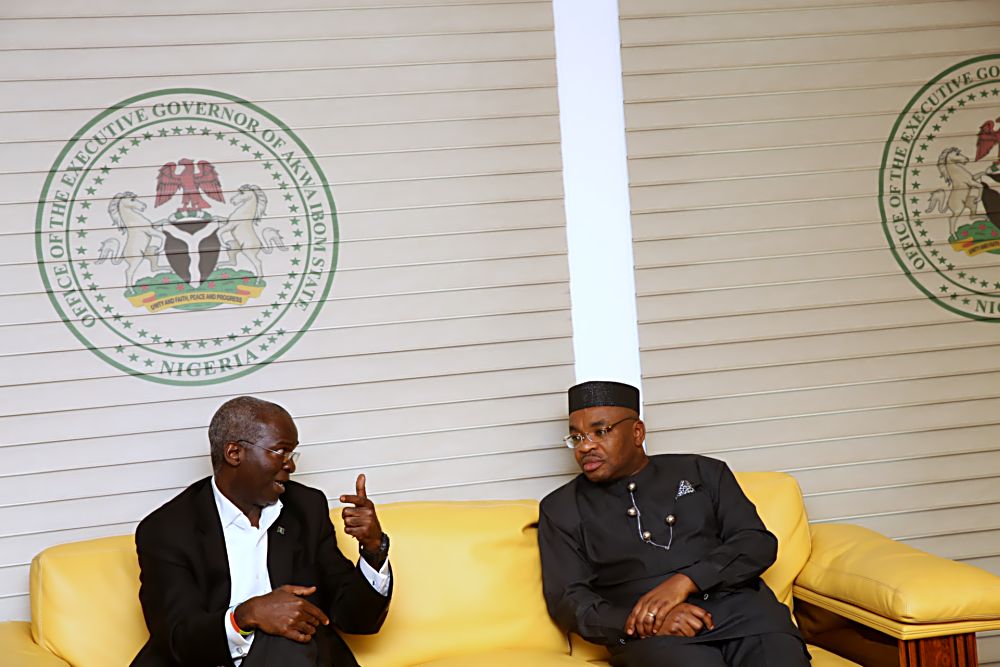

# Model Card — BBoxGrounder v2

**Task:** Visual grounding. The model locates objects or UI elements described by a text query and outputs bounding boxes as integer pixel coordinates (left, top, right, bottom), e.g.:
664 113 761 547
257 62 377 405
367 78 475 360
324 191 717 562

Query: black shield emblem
163 217 222 287
984 173 1000 229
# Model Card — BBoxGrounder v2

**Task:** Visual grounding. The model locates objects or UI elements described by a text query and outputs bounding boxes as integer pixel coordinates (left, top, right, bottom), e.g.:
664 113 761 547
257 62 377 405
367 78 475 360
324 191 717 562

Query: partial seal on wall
36 88 339 385
880 55 1000 321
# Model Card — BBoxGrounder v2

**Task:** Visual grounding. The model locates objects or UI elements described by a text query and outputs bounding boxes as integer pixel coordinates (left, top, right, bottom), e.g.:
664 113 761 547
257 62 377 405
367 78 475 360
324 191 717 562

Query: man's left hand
625 573 699 638
340 474 383 554
653 603 713 638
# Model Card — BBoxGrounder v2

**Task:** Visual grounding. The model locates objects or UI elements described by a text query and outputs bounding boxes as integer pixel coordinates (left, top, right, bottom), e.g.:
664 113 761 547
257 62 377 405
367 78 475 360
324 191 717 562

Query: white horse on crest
217 184 287 278
925 147 986 238
95 192 168 287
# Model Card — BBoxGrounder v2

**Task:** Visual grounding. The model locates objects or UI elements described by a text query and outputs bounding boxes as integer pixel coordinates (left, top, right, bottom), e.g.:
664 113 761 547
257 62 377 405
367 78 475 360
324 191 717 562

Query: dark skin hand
655 603 714 637
233 475 385 643
235 585 330 643
625 573 699 638
340 474 385 565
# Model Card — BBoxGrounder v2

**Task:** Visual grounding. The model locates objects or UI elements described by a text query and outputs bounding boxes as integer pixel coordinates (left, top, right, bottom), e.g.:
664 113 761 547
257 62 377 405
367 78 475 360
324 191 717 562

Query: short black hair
208 396 290 471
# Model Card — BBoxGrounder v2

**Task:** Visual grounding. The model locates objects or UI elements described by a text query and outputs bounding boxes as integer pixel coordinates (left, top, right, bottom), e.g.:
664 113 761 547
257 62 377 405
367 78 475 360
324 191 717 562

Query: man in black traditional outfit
538 381 810 666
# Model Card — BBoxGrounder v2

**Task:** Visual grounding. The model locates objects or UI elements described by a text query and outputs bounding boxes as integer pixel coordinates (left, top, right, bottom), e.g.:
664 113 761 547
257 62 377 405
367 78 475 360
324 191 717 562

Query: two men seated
130 383 807 667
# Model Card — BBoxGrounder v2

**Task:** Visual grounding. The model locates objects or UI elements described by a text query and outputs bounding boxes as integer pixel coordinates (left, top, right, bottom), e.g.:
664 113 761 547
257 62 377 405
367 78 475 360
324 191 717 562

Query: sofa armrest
0 622 70 667
794 523 1000 639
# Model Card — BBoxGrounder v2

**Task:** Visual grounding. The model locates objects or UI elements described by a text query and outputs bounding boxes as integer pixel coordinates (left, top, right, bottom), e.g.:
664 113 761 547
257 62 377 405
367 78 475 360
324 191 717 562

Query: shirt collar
606 455 658 495
211 476 283 531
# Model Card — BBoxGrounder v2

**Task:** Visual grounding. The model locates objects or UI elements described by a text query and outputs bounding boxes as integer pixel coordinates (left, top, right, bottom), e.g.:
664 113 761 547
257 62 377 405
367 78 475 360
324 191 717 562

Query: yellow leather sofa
4 472 1000 666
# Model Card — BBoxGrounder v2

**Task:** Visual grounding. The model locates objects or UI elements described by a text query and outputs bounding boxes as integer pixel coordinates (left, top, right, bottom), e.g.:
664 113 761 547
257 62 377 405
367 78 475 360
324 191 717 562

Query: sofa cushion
30 535 145 667
333 500 569 667
566 643 859 666
415 648 591 666
0 621 71 667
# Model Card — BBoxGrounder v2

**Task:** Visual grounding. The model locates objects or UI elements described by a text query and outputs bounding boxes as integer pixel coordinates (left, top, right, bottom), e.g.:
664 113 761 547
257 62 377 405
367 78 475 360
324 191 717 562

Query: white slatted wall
620 0 1000 661
0 0 576 621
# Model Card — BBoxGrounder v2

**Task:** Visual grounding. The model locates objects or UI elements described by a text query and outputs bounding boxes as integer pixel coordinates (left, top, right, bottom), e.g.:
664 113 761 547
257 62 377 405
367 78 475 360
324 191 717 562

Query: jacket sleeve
537 502 630 646
676 460 778 592
314 494 392 634
135 517 234 667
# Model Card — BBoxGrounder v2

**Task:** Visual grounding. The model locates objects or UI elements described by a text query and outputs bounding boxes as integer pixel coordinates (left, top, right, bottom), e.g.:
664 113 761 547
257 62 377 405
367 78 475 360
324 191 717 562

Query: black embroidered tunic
538 454 802 648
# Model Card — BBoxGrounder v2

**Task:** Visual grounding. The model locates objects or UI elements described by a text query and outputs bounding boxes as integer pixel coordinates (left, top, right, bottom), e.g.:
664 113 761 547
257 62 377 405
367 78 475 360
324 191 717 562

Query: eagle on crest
155 158 225 212
976 118 1000 164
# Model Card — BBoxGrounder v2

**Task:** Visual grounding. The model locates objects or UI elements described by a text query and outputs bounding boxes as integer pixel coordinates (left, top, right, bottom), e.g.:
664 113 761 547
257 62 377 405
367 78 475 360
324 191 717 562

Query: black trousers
610 632 811 667
240 634 318 667
240 628 356 667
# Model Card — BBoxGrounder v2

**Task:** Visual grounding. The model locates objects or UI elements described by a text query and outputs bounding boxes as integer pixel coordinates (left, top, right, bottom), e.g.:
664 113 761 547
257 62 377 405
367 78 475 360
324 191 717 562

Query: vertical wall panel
0 0 576 621
621 0 1000 662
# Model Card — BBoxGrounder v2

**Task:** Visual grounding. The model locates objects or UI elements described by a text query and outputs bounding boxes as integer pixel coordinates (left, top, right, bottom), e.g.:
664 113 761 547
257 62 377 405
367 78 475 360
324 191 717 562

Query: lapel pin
276 526 285 535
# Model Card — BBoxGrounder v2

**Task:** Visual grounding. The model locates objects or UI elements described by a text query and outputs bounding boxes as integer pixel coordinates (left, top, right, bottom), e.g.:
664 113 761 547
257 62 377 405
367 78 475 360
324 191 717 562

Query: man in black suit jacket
130 396 392 667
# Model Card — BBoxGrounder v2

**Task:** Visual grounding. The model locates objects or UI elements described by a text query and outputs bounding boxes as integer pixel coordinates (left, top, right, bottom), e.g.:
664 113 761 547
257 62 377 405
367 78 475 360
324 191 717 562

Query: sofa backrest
737 471 812 609
332 500 569 667
30 535 145 667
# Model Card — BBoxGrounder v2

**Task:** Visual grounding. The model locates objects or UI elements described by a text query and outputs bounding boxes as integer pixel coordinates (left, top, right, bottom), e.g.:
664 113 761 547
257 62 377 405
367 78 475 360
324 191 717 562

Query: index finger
686 605 714 628
624 600 644 635
297 598 330 627
356 473 367 499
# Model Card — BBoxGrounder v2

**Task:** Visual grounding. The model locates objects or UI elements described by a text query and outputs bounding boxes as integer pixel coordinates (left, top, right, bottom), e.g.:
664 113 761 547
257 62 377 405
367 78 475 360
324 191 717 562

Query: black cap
568 381 640 414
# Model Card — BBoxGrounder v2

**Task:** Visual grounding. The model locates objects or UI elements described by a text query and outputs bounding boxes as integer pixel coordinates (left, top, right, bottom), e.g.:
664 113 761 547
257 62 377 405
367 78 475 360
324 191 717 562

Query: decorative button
627 482 637 492
665 514 676 526
642 530 651 540
627 507 637 517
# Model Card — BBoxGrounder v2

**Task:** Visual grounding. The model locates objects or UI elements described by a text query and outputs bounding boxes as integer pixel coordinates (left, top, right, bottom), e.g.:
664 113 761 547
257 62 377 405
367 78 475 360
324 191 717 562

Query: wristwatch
360 532 390 565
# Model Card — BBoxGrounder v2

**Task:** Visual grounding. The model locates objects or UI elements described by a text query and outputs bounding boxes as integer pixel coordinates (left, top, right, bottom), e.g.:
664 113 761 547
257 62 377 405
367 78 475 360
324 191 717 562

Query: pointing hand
340 474 384 556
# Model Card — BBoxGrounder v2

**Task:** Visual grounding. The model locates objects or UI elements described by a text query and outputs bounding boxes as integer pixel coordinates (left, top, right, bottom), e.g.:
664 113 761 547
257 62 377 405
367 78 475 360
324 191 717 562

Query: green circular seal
36 88 338 384
880 55 1000 320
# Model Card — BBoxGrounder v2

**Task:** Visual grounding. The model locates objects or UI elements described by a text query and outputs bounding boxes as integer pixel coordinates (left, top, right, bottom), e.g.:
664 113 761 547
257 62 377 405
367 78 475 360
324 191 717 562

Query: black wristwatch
360 532 390 567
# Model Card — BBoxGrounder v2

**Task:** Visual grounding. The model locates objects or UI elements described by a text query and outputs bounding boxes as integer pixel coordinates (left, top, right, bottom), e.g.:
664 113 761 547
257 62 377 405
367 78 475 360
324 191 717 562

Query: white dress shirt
211 478 391 663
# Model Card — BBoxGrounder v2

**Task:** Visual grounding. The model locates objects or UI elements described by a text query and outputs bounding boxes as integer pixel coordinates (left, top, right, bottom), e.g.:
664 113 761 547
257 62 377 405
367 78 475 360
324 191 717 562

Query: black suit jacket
130 478 391 667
